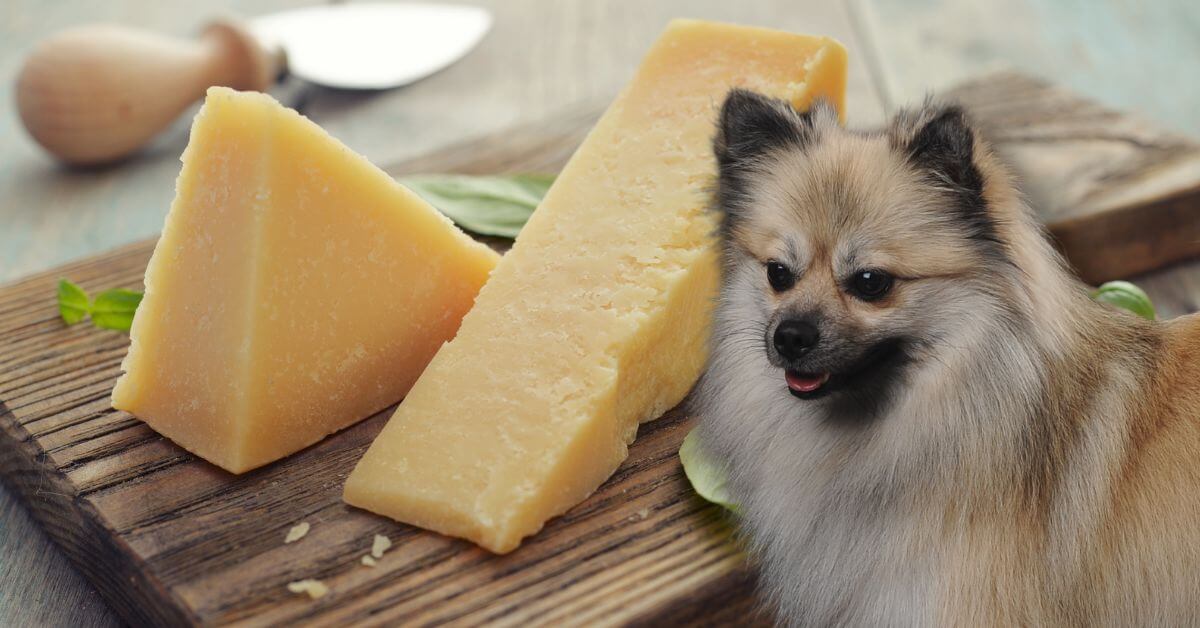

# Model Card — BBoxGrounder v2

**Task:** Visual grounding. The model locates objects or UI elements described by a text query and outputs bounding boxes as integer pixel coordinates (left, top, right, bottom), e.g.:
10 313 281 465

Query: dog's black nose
774 320 820 359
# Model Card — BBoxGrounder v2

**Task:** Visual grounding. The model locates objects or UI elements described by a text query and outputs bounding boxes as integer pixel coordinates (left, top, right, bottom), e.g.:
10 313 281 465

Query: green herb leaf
1091 280 1155 320
90 289 143 332
399 173 555 238
57 279 91 325
679 428 740 513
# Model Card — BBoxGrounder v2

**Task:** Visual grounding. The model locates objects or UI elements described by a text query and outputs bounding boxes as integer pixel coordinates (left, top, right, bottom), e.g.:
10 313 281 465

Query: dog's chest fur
705 380 981 623
728 414 1045 626
737 417 945 626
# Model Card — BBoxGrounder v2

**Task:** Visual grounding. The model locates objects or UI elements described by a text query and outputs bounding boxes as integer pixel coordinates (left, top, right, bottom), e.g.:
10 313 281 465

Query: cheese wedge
112 88 499 474
344 19 848 553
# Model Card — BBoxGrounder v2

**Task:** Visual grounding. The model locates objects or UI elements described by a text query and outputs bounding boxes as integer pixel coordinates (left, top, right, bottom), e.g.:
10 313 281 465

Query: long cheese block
112 88 500 474
344 19 848 552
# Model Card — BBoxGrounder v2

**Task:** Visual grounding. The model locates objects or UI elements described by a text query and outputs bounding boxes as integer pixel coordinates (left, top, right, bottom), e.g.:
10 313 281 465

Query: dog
691 89 1200 626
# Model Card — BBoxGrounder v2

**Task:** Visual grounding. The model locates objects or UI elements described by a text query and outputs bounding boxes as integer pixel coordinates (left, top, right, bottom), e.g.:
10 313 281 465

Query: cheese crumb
371 534 392 559
361 555 377 567
284 522 310 544
286 579 328 599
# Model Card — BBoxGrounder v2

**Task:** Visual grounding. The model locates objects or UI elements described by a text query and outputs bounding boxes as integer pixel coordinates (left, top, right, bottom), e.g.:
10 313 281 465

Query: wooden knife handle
15 20 281 166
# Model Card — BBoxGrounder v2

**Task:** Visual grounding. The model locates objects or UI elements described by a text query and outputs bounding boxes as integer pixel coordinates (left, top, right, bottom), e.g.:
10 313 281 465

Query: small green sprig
1091 280 1155 320
399 173 555 238
56 279 91 325
679 428 740 513
57 279 142 333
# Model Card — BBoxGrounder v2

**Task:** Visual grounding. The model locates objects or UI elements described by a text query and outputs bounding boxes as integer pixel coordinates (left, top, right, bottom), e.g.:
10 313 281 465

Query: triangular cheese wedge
344 19 847 552
112 88 499 473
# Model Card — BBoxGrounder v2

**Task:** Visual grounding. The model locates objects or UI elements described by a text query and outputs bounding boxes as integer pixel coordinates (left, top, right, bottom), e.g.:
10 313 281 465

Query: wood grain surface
1 72 1198 626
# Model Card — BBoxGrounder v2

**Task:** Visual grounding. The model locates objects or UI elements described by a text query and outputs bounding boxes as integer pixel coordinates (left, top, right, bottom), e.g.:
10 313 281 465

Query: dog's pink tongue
786 371 829 393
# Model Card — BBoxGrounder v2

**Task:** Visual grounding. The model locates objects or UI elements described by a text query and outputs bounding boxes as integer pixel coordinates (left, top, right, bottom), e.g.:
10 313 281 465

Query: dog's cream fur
693 91 1200 625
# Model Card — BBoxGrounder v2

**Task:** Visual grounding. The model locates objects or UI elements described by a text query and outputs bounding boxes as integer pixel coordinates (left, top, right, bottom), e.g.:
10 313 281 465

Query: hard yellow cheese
112 88 499 474
344 19 847 553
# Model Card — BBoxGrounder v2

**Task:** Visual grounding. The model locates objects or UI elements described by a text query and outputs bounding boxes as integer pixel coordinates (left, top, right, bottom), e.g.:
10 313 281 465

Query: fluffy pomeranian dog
692 89 1200 625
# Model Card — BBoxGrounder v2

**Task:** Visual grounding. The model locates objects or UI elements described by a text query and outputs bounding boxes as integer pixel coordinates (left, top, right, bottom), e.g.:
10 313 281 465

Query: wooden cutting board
1 72 1198 627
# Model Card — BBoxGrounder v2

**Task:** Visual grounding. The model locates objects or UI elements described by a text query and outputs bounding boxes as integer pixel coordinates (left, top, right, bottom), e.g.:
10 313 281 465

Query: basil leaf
57 279 91 325
1092 281 1155 320
399 173 555 238
679 428 740 513
91 289 143 332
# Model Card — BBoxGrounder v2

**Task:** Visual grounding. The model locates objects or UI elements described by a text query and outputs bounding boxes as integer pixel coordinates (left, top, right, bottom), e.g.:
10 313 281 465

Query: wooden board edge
1050 182 1200 284
0 398 197 626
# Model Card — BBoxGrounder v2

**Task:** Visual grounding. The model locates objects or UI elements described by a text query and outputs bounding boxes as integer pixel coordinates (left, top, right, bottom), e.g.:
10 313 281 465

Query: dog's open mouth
785 371 830 396
782 339 908 401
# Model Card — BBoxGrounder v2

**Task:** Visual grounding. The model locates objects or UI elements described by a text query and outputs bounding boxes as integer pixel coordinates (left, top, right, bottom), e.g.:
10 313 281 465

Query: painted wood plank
852 0 1200 137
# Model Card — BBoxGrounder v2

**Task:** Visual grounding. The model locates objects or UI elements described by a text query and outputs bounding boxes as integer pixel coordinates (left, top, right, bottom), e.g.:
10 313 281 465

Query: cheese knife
15 2 492 165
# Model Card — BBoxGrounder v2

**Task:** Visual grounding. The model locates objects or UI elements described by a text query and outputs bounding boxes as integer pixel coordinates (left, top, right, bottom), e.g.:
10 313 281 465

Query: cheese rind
344 19 848 552
111 88 499 474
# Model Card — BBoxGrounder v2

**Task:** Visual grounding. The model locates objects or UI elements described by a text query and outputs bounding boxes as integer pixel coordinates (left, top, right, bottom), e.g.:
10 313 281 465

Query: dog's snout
774 320 820 360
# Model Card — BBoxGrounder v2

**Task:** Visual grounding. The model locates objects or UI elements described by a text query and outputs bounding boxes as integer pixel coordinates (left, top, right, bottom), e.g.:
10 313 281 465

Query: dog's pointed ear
898 104 995 243
713 90 820 233
714 89 813 171
902 105 984 201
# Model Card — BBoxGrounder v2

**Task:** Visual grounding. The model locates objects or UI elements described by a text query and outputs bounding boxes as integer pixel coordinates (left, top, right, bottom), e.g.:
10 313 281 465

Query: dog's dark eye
766 260 794 292
848 270 893 300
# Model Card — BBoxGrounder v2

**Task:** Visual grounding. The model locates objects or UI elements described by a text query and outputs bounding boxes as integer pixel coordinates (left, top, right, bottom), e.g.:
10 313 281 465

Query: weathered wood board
1 73 1198 626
